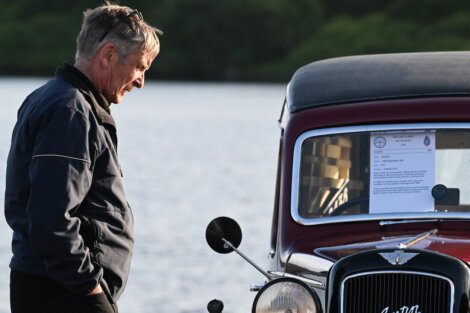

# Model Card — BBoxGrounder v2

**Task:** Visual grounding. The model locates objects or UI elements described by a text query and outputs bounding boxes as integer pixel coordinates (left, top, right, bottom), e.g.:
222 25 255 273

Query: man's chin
113 92 128 104
106 95 122 105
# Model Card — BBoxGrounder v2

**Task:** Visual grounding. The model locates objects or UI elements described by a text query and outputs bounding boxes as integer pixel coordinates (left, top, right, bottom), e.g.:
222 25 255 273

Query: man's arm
27 103 103 295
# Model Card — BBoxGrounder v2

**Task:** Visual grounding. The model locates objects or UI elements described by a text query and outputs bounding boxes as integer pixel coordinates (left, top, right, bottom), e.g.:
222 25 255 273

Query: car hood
313 231 470 263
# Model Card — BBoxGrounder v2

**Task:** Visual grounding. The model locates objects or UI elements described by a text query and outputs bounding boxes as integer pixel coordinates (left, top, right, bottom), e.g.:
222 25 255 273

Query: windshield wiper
379 219 440 226
397 229 438 249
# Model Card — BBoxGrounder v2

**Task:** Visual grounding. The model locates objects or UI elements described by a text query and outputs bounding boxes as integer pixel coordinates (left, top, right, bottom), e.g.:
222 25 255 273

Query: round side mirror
206 216 242 254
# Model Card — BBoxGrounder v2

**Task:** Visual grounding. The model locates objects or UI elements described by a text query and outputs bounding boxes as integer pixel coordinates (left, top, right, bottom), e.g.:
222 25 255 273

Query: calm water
0 78 285 313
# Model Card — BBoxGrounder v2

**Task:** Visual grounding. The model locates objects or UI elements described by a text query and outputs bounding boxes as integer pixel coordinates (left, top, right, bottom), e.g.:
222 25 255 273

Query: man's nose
133 73 145 88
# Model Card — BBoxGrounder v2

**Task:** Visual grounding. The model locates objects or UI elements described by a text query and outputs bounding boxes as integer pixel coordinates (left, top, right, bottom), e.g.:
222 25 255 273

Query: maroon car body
208 52 470 313
267 52 470 313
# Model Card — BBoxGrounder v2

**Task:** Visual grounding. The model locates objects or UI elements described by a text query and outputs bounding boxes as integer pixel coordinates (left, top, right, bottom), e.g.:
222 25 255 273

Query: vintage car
206 51 470 313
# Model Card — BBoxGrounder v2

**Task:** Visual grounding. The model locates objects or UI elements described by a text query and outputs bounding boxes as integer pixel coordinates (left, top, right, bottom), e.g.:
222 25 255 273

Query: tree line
2 0 470 81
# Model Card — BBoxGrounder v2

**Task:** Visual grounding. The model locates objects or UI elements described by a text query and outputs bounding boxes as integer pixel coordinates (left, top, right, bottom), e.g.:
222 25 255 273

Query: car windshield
295 124 470 219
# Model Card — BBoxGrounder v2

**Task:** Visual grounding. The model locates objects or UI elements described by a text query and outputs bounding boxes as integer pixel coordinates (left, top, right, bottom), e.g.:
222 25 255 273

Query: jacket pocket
77 214 101 258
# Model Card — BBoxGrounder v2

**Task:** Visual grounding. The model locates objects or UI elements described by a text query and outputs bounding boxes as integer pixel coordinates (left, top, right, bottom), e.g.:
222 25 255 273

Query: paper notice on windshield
370 131 435 213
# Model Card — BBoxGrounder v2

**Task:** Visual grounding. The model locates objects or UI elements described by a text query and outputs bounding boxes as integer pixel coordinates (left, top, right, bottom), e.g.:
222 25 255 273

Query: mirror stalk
222 238 272 280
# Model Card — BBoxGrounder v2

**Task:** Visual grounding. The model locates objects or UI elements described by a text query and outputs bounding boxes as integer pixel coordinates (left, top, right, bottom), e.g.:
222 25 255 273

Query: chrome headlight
252 278 321 313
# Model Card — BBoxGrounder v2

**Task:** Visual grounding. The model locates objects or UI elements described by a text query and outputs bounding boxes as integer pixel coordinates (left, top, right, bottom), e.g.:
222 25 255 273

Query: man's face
103 49 154 104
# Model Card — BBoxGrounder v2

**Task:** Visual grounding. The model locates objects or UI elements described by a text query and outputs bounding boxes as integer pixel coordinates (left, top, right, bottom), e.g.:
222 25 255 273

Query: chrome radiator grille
341 271 453 313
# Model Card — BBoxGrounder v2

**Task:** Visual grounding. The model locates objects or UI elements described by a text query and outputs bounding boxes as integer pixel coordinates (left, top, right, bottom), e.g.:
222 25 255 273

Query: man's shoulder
24 77 93 117
46 77 91 108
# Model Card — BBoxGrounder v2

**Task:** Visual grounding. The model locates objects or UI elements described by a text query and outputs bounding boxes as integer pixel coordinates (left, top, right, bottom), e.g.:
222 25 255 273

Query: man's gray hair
75 2 161 62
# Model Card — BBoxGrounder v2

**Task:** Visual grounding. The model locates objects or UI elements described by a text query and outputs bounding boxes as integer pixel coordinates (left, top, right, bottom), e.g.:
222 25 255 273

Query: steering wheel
330 197 369 216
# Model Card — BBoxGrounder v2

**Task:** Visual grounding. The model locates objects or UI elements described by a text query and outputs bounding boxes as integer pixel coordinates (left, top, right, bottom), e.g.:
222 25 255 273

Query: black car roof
287 51 470 113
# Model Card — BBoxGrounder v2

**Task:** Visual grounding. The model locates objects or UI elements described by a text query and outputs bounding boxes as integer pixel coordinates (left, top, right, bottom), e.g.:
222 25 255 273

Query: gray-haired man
5 2 161 312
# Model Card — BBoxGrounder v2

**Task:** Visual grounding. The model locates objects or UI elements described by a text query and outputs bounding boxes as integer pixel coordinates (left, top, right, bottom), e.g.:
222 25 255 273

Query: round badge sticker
374 136 386 148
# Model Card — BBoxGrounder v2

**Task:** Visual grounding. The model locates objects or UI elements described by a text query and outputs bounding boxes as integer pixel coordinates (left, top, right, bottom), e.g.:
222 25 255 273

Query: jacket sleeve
27 102 102 295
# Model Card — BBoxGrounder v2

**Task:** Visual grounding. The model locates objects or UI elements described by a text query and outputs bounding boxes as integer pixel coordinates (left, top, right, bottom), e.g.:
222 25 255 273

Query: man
4 3 161 313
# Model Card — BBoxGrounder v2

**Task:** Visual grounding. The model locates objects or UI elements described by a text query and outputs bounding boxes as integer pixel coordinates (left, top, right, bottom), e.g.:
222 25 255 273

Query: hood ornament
379 250 419 266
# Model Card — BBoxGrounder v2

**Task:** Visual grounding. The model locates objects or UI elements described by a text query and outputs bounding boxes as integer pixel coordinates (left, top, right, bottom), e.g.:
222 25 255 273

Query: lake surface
0 78 286 313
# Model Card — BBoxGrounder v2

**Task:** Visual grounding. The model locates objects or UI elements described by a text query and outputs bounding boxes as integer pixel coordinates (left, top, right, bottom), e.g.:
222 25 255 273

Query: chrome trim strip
294 213 470 226
268 271 325 289
339 270 455 313
291 122 470 226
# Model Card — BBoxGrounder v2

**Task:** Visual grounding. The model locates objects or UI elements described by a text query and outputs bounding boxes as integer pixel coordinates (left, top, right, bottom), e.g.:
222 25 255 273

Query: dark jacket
4 63 134 302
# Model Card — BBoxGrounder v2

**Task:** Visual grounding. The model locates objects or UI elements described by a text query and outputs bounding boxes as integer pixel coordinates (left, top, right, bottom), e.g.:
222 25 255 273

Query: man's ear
98 43 117 69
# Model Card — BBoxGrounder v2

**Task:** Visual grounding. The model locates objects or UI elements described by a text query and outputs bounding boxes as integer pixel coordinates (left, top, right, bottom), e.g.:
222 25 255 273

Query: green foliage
152 0 322 80
0 1 95 75
1 0 470 81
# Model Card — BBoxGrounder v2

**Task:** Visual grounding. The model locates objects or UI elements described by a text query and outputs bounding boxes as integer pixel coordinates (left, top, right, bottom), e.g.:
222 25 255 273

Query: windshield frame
291 122 470 226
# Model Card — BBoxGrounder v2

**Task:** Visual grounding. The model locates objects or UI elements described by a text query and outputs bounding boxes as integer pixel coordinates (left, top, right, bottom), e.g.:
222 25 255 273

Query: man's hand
87 284 103 296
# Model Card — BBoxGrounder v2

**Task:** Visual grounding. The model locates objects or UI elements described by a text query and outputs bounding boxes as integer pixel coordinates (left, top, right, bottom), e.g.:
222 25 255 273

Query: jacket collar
56 63 116 129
